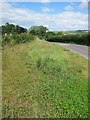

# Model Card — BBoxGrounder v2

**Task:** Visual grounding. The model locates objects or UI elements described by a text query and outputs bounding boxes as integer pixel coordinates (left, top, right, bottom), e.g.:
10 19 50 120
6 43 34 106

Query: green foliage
0 22 89 46
0 22 27 34
57 31 63 35
29 25 48 38
2 33 35 46
5 23 16 34
46 33 89 46
15 25 27 34
2 34 11 45
45 31 56 40
2 40 88 118
0 35 2 46
1 23 88 117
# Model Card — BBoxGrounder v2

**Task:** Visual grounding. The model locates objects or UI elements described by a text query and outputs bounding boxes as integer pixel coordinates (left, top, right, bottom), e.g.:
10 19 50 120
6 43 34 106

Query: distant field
2 39 88 118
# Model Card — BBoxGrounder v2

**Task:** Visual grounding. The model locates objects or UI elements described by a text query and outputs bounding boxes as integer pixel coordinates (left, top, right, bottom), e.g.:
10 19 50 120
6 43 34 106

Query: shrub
2 34 11 45
1 33 35 46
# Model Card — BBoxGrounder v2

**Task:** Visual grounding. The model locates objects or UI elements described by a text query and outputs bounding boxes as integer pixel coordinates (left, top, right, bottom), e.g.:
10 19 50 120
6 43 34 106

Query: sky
0 0 88 31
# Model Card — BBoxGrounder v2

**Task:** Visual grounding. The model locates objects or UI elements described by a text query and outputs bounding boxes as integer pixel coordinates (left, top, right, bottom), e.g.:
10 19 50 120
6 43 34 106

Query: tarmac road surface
54 42 89 60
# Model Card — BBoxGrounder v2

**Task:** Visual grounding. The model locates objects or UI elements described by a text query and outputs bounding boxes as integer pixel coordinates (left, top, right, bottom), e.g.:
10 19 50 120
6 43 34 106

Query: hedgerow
46 33 89 46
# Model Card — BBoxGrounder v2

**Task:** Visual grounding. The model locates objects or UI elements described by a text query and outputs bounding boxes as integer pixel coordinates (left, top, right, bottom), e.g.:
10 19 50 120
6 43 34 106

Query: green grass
2 39 88 118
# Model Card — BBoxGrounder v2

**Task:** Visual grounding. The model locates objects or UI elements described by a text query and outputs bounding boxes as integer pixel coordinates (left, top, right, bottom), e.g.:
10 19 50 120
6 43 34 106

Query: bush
1 33 35 46
2 34 11 45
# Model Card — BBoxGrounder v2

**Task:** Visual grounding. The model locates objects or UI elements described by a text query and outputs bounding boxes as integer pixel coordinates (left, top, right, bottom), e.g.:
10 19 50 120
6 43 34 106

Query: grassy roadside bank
2 39 88 118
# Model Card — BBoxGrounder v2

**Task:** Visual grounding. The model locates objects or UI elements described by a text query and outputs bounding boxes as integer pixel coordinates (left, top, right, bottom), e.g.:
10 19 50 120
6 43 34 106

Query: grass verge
2 39 88 118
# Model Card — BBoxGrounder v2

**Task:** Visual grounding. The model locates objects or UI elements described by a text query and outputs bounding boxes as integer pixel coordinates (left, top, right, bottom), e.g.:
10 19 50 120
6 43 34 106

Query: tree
38 26 48 37
5 22 15 34
15 25 27 34
0 25 6 34
29 25 48 38
0 23 27 34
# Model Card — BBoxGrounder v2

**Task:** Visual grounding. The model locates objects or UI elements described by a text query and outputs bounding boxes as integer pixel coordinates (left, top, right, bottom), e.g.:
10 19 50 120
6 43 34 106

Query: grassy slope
2 39 88 118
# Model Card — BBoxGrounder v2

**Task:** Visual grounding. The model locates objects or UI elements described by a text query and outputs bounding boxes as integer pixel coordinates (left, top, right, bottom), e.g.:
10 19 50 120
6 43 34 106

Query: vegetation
2 39 88 118
46 33 89 46
0 23 35 46
45 31 56 40
1 33 35 46
0 23 89 46
0 23 27 34
0 24 48 46
1 23 88 118
29 25 48 39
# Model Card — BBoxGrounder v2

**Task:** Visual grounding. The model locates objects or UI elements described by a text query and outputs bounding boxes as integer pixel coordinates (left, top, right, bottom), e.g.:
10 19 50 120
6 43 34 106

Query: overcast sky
0 0 88 31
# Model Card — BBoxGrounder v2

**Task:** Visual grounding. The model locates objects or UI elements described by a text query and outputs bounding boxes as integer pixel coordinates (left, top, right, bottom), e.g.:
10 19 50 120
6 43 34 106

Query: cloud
1 2 88 30
1 0 86 2
65 5 73 11
79 0 88 9
42 7 53 12
40 0 50 3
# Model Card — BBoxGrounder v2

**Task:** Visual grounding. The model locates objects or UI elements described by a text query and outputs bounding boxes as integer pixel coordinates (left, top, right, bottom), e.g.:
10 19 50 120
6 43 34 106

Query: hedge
46 33 89 46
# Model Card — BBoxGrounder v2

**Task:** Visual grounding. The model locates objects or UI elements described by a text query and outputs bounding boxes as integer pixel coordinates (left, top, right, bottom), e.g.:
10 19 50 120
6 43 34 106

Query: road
54 42 89 59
